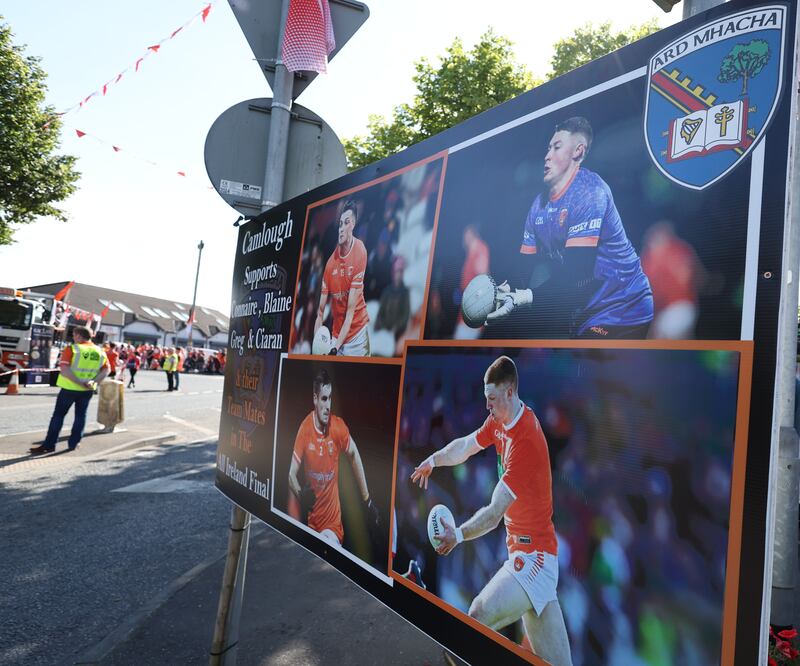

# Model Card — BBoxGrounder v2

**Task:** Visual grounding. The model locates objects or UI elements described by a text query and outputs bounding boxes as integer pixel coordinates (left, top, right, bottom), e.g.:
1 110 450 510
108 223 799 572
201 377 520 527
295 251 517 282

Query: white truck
0 287 100 385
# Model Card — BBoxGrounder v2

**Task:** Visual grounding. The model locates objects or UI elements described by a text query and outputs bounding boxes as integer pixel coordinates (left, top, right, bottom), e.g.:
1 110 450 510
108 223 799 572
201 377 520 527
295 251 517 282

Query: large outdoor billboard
215 3 796 664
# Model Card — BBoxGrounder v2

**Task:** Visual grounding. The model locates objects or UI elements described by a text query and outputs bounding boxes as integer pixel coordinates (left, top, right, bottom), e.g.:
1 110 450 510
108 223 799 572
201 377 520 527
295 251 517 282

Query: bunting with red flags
70 125 213 190
49 3 214 123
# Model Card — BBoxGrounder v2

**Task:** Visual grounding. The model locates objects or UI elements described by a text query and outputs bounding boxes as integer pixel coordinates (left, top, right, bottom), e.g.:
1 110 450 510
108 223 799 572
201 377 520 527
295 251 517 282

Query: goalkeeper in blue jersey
488 116 653 339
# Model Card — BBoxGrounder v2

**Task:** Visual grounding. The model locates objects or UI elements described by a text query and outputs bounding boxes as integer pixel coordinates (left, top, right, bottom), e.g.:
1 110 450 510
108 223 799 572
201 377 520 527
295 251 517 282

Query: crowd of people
96 342 226 389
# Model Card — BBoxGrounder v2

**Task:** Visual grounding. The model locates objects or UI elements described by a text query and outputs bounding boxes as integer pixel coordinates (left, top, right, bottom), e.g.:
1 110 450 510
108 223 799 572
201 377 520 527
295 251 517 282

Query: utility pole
188 240 205 351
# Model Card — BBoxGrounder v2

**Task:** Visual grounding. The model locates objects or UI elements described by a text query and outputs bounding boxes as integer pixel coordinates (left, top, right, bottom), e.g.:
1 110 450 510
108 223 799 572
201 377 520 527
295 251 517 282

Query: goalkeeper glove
485 281 533 323
365 497 380 528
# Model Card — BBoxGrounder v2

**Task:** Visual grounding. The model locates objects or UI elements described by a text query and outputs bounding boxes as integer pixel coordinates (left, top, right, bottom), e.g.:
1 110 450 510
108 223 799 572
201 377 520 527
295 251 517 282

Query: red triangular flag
102 82 108 96
53 281 75 301
75 129 86 138
170 27 183 39
115 72 123 83
177 171 186 177
201 4 211 22
112 146 121 152
99 304 110 318
135 57 144 72
148 44 160 53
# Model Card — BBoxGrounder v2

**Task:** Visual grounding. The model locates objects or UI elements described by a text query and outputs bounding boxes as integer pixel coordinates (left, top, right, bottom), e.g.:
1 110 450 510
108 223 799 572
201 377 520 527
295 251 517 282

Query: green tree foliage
344 30 537 170
344 22 661 170
718 39 771 96
547 20 660 79
0 19 79 245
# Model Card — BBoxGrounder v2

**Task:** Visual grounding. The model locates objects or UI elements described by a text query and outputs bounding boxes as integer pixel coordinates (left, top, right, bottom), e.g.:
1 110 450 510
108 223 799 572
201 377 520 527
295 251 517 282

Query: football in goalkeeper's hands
461 274 497 328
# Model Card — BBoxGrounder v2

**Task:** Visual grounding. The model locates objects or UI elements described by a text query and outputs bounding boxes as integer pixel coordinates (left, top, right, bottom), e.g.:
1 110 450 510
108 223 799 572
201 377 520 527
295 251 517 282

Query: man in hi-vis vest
162 347 178 392
30 325 109 454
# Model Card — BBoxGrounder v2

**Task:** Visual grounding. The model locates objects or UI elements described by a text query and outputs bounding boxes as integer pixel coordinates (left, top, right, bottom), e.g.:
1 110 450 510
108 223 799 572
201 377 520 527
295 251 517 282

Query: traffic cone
5 369 20 395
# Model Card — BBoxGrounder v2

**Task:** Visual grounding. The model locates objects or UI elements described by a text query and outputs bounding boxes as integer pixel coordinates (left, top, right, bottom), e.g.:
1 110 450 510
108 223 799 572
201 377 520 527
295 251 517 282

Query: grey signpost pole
681 0 722 19
261 0 293 212
209 2 292 664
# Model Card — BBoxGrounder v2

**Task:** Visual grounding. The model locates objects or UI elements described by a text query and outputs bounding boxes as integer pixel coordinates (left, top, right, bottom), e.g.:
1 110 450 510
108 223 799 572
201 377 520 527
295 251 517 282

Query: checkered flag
282 0 335 73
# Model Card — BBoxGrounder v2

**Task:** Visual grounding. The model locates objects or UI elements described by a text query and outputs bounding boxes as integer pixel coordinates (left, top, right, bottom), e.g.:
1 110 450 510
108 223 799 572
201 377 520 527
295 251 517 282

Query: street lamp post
187 240 205 351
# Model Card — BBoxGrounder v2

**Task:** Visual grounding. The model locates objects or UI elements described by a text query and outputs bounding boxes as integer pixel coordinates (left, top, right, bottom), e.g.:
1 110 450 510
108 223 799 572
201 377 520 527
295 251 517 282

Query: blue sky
0 0 679 312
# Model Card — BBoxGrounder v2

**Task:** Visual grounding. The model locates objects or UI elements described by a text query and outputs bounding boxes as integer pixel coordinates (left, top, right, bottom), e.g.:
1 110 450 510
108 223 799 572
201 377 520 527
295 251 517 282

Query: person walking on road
126 352 141 389
30 326 109 454
106 342 119 379
163 347 178 392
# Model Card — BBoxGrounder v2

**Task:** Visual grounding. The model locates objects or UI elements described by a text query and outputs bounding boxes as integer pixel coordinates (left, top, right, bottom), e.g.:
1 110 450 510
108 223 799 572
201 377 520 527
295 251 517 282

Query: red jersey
460 237 490 291
474 403 557 555
321 238 369 343
292 412 351 542
641 236 698 310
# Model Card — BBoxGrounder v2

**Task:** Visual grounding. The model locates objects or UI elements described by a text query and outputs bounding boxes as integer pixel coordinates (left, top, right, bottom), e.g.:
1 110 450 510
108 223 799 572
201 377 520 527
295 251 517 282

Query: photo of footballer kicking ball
393 343 746 665
411 355 572 666
271 356 401 581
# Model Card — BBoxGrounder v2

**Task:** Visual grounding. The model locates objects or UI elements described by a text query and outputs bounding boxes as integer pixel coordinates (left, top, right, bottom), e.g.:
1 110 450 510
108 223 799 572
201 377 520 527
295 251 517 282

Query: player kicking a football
411 356 572 666
487 116 653 339
289 369 379 546
314 199 371 356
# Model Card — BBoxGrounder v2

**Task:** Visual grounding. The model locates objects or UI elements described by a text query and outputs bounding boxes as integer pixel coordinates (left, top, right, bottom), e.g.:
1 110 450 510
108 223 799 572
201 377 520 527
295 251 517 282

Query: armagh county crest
644 5 786 190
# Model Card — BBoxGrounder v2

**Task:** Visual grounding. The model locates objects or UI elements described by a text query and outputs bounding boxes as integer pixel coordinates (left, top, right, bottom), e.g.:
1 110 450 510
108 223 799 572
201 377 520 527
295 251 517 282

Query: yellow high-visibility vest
57 343 106 391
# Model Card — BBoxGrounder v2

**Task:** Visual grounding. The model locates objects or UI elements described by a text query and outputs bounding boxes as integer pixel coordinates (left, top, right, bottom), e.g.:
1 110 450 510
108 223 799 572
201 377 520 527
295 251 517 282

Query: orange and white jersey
471 403 557 556
292 412 351 542
321 238 369 343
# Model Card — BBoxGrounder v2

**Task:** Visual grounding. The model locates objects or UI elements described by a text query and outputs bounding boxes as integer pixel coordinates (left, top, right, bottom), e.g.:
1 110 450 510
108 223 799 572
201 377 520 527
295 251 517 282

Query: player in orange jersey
411 356 572 666
314 200 371 356
289 368 379 546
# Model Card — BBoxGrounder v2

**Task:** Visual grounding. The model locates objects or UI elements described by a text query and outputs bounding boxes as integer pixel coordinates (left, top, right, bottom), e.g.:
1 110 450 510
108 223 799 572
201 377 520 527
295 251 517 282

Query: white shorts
503 550 558 616
340 325 370 357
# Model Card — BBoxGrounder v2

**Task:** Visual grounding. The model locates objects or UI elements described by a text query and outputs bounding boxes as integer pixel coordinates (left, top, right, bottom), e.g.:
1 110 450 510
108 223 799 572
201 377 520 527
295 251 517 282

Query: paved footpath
0 375 457 666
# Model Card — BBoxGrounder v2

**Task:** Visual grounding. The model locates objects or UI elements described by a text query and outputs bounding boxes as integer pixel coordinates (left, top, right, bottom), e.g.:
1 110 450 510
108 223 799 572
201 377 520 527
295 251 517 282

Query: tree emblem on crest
718 39 771 96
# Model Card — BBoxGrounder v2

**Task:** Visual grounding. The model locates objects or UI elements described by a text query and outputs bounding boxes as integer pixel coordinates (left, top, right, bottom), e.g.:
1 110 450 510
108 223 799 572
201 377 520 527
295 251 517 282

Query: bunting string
69 125 216 191
46 2 215 126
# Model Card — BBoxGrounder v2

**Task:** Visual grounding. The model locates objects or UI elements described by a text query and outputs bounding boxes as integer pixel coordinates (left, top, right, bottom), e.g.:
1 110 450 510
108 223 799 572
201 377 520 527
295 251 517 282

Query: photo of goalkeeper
483 116 653 338
410 355 572 666
289 368 379 546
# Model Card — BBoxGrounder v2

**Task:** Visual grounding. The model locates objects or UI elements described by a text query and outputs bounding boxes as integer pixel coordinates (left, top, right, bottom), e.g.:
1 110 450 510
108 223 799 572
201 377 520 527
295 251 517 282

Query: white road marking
162 413 218 436
112 464 216 494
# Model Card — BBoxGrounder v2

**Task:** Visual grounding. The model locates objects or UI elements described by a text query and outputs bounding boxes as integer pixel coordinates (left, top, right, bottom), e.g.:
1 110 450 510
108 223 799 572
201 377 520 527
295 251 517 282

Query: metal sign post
208 1 362 663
